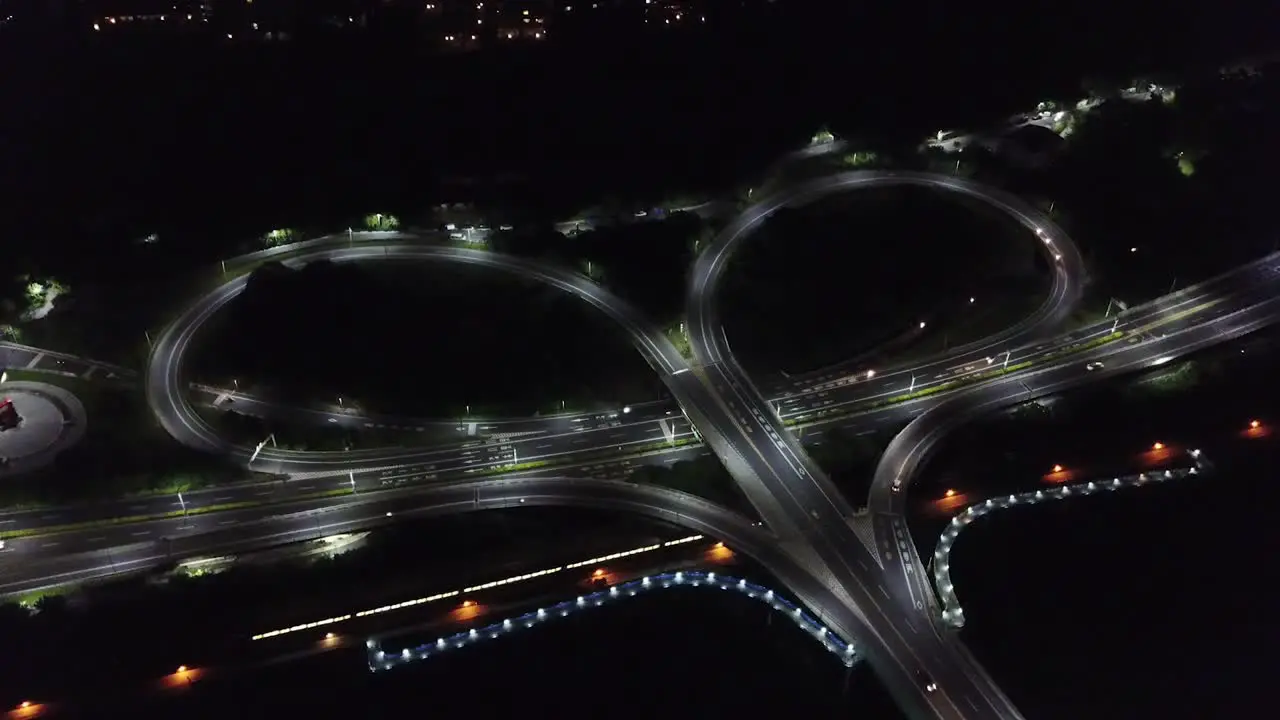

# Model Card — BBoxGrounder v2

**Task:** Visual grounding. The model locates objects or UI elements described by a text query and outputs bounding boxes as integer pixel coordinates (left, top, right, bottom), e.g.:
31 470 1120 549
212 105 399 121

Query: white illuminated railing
366 571 862 671
251 535 707 640
932 452 1209 628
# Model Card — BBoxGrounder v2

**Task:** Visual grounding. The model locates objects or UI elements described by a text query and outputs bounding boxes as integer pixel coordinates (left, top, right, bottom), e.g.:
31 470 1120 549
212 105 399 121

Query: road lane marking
130 531 150 537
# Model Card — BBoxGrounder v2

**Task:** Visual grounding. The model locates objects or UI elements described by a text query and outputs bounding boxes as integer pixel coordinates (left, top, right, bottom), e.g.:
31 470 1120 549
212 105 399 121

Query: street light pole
349 471 356 494
178 492 187 516
1003 350 1011 369
909 374 915 392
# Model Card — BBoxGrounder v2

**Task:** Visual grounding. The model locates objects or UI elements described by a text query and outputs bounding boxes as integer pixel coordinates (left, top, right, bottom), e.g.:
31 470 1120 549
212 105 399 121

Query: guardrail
366 570 861 672
250 534 708 641
931 453 1209 628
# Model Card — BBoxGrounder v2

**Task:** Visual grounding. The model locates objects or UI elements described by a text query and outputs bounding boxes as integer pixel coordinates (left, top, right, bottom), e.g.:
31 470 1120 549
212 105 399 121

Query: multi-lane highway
679 170 1087 718
5 165 1280 718
146 243 695 475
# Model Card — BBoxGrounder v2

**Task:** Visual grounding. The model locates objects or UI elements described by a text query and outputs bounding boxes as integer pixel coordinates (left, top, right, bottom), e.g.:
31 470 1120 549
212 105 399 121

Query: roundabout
0 380 87 478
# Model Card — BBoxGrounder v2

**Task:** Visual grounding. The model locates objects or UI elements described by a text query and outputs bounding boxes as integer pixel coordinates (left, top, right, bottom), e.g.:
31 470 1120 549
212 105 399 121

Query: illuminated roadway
4 172 1280 717
3 251 1269 545
681 170 1087 718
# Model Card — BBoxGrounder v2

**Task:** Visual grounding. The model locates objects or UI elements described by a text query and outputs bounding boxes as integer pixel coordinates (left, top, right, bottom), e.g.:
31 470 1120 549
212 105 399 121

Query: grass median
1 438 703 541
2 328 1133 540
0 489 357 541
783 331 1125 427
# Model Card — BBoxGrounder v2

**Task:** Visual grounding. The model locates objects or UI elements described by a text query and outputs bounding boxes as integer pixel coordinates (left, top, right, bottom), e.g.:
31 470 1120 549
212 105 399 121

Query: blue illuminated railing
366 570 862 670
932 451 1210 628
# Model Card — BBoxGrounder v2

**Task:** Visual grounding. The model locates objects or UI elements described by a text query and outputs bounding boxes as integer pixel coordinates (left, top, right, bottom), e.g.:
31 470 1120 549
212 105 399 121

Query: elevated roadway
9 170 1280 718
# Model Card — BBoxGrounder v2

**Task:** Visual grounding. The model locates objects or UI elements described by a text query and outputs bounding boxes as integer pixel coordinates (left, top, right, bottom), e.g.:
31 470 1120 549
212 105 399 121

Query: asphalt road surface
7 172 1280 718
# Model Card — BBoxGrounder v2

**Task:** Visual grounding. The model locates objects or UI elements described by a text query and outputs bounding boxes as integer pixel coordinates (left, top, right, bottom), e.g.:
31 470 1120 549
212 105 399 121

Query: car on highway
1086 361 1104 371
916 668 938 693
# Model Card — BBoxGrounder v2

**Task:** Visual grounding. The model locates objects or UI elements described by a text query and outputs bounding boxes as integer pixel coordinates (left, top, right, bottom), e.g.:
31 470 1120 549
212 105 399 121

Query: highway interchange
4 165 1280 718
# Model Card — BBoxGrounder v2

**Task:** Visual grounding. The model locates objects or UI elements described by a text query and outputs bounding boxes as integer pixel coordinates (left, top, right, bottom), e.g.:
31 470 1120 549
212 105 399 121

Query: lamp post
177 492 187 516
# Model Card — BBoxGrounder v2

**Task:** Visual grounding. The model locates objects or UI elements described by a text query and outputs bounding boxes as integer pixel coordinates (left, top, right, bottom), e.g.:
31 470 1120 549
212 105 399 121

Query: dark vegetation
907 329 1280 719
3 0 1267 362
127 584 904 720
718 188 1044 375
489 211 702 326
954 447 1279 720
627 452 759 516
0 509 682 709
971 70 1280 313
190 260 657 417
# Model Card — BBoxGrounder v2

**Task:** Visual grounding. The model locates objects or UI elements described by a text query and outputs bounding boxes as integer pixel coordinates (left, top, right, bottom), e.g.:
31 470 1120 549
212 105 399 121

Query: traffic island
0 381 87 479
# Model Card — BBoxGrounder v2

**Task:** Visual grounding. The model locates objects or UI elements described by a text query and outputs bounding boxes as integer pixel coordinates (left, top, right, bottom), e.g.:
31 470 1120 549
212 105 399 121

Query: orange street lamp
943 489 956 498
461 600 474 608
592 568 605 578
176 666 187 674
1152 442 1165 451
1051 464 1063 473
1250 419 1261 429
